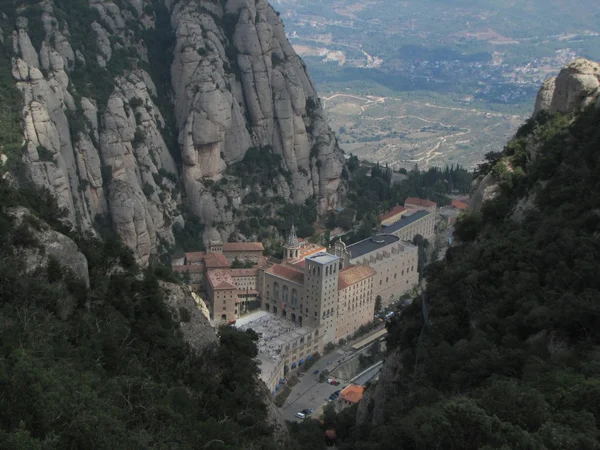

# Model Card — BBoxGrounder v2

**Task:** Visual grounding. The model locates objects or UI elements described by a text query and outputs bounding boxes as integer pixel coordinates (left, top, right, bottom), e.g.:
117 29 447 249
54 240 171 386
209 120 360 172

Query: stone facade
332 234 419 306
206 269 238 322
336 266 376 341
262 264 305 323
382 209 436 242
174 240 265 322
304 252 341 344
208 239 264 263
378 197 437 242
261 229 378 345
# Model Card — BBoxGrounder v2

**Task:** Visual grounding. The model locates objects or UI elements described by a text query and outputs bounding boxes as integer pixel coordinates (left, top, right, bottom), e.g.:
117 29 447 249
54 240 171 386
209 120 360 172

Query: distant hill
274 0 600 169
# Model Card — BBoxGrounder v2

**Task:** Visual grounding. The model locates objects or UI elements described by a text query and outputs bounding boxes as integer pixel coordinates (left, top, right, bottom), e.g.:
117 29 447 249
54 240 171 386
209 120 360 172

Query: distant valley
273 0 600 169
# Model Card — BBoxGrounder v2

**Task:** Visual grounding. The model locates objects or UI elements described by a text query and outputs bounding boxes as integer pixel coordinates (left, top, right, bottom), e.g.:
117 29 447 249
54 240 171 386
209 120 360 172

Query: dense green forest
324 106 600 448
347 158 471 218
0 181 277 449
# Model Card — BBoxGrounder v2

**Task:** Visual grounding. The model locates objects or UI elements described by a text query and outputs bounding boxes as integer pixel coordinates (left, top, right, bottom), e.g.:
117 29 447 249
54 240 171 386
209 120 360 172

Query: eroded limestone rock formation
533 58 600 117
4 0 345 263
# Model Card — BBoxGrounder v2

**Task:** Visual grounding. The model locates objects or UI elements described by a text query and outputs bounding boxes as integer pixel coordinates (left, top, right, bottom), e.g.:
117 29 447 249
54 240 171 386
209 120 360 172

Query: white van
295 412 307 419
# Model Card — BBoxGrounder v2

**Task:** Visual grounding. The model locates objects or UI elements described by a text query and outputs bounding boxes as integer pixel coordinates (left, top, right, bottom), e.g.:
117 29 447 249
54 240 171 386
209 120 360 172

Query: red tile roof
405 197 436 208
204 253 231 268
223 242 264 252
207 269 237 290
451 199 468 210
185 251 205 263
338 265 376 290
230 268 258 277
294 260 306 269
267 264 305 284
379 205 406 222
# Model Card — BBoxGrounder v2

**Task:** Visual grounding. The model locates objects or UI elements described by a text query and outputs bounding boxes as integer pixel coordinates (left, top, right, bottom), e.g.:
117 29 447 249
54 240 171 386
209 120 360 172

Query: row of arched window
273 282 299 305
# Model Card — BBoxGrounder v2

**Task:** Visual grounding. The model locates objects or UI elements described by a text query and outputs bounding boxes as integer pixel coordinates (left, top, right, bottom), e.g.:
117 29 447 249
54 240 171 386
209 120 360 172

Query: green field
321 91 525 170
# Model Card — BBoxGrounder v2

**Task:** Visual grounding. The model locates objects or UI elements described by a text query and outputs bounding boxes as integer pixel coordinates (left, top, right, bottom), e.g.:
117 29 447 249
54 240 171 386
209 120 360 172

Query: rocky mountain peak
471 58 600 213
533 57 600 118
1 0 345 264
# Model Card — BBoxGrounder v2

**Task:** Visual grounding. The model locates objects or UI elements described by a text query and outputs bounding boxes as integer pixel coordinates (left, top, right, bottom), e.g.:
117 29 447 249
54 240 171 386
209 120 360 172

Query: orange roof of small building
451 199 468 210
379 205 406 222
340 384 365 404
204 253 231 268
185 251 206 263
207 269 237 290
338 265 376 290
172 265 204 273
223 242 264 252
404 197 436 208
230 268 258 277
267 264 305 285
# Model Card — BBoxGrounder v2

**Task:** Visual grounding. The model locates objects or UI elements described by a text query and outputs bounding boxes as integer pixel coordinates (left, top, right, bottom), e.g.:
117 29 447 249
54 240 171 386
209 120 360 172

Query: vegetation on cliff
331 106 600 449
331 158 470 245
0 181 276 449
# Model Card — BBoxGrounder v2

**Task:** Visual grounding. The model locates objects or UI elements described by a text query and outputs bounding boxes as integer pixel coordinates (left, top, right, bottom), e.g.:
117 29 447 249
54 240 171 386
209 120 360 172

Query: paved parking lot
280 349 349 422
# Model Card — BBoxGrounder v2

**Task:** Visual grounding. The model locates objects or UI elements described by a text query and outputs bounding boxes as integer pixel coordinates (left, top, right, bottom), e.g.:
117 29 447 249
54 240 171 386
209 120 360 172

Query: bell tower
283 224 300 261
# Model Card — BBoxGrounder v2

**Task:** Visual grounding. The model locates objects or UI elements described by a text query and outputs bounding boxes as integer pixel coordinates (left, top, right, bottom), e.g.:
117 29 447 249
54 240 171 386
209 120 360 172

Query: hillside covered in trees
324 104 600 448
0 180 281 449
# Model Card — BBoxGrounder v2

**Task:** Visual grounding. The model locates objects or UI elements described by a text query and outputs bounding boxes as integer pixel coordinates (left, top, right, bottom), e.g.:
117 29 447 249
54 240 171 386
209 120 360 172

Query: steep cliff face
170 0 344 223
160 281 217 352
1 0 344 263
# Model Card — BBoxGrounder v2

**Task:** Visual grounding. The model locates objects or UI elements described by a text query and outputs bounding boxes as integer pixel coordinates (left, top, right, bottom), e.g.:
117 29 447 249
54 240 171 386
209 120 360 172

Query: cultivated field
322 92 526 170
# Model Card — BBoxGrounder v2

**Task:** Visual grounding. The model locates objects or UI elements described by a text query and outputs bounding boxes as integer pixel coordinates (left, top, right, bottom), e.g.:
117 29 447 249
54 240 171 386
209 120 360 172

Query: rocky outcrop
264 386 292 448
469 172 501 212
10 2 182 265
161 281 217 352
533 58 600 117
8 206 90 287
7 0 345 263
473 59 600 214
170 0 344 219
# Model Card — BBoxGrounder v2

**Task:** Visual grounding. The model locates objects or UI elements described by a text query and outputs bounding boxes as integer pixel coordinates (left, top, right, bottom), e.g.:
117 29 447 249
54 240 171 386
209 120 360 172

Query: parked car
333 381 341 386
328 392 340 402
327 378 337 385
295 412 307 419
301 408 313 416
